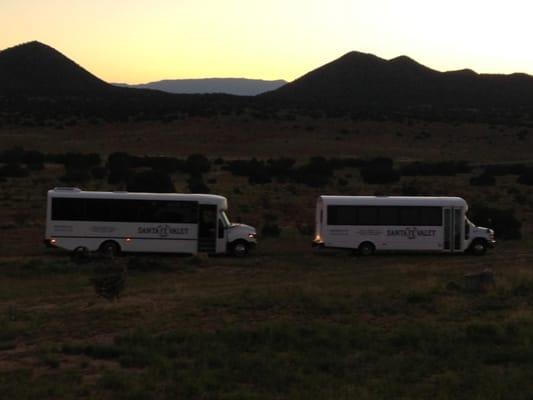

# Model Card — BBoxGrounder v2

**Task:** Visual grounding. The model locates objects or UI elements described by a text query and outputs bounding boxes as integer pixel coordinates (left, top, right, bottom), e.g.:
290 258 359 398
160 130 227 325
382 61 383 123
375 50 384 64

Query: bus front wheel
358 241 375 256
100 241 120 258
230 241 249 257
470 239 487 256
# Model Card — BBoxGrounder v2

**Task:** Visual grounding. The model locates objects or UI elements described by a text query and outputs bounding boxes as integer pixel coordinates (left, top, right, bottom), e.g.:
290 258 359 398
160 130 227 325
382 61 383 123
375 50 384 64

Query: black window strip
327 205 442 226
51 198 199 223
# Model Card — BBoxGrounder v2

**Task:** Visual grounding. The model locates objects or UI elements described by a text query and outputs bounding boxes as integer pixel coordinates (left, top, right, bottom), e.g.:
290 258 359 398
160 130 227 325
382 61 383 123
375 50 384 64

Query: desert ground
1 115 533 399
1 114 533 161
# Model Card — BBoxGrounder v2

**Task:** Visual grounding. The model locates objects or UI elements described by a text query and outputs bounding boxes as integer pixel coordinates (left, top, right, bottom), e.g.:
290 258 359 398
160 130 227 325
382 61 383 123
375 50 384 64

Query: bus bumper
488 240 496 249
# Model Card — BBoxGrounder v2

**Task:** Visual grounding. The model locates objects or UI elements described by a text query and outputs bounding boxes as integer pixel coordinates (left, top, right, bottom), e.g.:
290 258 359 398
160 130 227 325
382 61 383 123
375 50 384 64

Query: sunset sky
1 0 532 84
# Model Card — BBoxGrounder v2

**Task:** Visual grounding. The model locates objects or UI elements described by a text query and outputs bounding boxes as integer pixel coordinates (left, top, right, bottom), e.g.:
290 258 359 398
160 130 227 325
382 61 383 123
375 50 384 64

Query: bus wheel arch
358 241 375 256
229 240 249 257
99 240 121 258
470 238 487 255
71 246 90 263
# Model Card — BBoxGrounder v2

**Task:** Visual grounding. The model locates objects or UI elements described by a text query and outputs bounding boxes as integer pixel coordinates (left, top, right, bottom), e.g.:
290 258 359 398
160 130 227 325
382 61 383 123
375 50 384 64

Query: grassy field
2 115 533 161
1 240 533 399
2 116 533 398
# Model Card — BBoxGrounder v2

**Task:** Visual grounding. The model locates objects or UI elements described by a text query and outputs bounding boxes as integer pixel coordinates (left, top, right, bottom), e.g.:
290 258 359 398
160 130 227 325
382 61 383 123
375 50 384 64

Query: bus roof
48 188 228 208
318 195 467 208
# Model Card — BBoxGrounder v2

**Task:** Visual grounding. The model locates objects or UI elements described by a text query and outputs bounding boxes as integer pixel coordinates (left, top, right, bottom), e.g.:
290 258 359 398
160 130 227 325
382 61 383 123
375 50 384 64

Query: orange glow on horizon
1 0 532 84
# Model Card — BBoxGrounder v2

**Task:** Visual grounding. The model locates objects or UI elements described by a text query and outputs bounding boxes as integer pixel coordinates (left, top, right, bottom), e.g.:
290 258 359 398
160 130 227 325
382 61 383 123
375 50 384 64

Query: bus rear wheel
100 241 120 258
358 241 375 256
71 246 90 264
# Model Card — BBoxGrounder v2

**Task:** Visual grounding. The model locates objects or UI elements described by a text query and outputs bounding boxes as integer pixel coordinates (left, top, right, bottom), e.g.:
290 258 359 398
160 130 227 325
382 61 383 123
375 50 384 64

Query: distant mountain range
1 41 533 116
115 78 287 96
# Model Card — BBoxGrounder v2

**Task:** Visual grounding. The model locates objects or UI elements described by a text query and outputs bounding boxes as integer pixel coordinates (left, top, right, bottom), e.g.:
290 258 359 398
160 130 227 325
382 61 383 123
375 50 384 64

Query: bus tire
230 240 249 257
99 241 120 258
358 241 375 256
470 239 487 256
71 246 90 264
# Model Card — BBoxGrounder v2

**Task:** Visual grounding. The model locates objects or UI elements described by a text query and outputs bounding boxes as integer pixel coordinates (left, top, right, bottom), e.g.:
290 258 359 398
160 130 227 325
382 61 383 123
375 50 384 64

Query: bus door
216 212 227 254
443 207 463 252
198 204 217 253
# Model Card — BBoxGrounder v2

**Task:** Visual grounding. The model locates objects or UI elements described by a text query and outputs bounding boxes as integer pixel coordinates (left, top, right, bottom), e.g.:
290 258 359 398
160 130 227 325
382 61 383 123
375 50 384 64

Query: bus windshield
220 210 231 227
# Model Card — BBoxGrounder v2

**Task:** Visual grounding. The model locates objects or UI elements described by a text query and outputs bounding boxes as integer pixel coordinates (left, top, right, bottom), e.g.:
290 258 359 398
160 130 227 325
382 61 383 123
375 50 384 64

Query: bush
248 168 272 185
518 168 533 185
484 164 526 176
108 152 133 184
0 147 25 164
337 178 348 187
185 154 210 175
261 222 281 237
91 166 107 180
292 157 333 187
400 161 471 176
66 153 101 169
60 167 91 183
470 173 496 186
187 174 210 193
267 157 295 177
401 181 422 195
0 148 48 170
0 163 29 178
224 158 264 177
22 150 44 170
126 169 175 193
469 205 521 240
142 156 185 173
360 158 400 184
224 158 290 185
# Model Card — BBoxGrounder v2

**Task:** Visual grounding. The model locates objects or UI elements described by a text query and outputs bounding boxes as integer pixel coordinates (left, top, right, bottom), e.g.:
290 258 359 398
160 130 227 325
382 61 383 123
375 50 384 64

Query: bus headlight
44 238 57 248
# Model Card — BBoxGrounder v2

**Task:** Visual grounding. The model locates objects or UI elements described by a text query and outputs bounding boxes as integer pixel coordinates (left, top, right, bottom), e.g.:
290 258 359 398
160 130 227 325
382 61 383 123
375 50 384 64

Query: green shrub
261 222 281 237
469 205 521 240
470 172 496 186
126 169 175 193
187 174 210 193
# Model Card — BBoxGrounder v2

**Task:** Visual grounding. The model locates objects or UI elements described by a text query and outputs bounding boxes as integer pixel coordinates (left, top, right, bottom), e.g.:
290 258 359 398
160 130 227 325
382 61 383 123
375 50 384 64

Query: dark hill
259 51 533 110
0 41 114 95
1 42 532 121
0 41 248 118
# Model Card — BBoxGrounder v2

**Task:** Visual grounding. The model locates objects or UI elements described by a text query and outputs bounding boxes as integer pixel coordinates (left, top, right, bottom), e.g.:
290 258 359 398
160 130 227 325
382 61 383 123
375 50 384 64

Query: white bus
45 188 257 257
313 196 495 255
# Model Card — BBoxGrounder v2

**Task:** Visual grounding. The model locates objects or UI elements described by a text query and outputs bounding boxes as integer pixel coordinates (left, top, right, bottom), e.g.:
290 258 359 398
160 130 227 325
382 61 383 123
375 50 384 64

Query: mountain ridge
115 78 287 96
1 41 533 116
260 51 533 109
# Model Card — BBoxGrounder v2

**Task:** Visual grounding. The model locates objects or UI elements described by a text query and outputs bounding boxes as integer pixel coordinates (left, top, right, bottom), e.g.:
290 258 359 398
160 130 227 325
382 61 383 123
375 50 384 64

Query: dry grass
2 116 533 398
1 116 533 161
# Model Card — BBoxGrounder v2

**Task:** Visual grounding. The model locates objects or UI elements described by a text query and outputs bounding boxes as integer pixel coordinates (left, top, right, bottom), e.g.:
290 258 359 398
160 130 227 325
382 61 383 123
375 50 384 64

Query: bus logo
138 225 189 237
386 227 436 239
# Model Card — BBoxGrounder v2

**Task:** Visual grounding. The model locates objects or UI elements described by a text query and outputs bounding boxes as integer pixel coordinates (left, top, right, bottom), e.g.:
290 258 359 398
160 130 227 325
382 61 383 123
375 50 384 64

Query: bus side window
465 221 470 240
